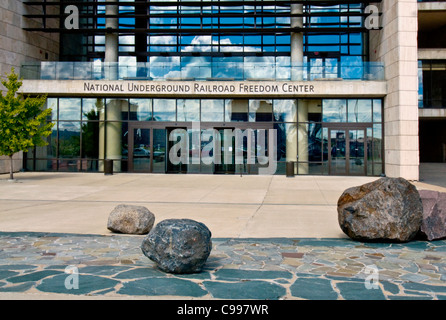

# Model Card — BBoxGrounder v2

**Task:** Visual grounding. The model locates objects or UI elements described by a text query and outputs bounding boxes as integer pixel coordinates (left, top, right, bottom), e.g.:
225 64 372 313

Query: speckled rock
338 177 423 242
418 190 446 241
141 219 212 274
107 204 155 235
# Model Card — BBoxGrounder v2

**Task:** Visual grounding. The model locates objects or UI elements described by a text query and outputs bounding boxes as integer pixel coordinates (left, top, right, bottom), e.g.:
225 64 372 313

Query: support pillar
105 1 118 80
370 0 419 180
290 4 304 80
99 2 122 173
99 100 124 173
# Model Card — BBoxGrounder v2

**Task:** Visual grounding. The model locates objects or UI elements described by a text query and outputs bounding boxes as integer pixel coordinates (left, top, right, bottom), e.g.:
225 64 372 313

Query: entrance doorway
166 127 188 173
127 122 273 174
128 124 166 173
327 127 367 175
203 124 273 175
214 128 236 174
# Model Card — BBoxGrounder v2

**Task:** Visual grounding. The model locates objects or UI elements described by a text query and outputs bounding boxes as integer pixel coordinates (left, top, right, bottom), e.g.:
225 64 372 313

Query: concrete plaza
0 171 382 239
1 164 445 238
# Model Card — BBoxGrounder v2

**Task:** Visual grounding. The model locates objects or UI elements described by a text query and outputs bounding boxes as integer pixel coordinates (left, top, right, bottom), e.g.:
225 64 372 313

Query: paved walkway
0 163 445 300
0 232 446 300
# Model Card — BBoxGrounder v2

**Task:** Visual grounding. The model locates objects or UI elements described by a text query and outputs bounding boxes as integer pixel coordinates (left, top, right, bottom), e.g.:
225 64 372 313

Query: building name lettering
83 81 315 95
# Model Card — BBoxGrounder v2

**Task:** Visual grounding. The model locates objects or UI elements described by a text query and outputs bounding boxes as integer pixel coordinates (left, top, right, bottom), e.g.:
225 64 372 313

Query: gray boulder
107 204 155 235
338 177 423 242
141 219 212 274
418 190 446 241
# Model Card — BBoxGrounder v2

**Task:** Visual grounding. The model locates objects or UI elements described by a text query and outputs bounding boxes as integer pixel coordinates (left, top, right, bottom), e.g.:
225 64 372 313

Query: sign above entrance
19 79 387 98
82 81 316 96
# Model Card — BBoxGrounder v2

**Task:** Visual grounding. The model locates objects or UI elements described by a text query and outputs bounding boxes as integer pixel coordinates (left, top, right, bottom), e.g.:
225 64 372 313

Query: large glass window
274 100 297 122
322 99 377 123
26 97 382 177
322 99 347 122
81 121 99 160
82 98 103 121
347 99 372 123
46 98 58 122
81 99 101 168
58 122 81 158
32 123 57 165
153 99 176 121
178 99 200 122
249 100 273 122
373 99 382 123
129 99 152 121
225 99 248 122
201 99 224 122
59 98 81 120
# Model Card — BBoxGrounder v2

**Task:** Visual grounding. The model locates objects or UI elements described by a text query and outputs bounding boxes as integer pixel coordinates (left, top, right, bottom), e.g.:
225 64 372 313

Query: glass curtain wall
59 1 370 69
26 97 383 176
304 3 367 73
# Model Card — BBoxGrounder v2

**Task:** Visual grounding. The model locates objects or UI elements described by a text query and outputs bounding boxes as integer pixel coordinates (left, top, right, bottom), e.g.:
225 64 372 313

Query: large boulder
141 219 212 274
418 190 446 241
107 204 155 235
338 177 423 242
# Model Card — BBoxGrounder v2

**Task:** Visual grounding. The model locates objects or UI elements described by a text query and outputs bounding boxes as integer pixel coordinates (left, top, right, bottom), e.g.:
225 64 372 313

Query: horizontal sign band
20 80 387 98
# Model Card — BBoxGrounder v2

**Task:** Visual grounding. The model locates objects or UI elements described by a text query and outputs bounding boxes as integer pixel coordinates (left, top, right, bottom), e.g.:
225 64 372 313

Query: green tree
0 69 54 180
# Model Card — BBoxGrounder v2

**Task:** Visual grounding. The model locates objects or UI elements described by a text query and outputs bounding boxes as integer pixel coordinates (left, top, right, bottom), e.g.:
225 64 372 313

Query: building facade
1 0 444 179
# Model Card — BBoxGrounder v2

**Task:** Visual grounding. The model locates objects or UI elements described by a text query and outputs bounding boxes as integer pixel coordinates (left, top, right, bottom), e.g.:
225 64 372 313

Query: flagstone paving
0 231 446 300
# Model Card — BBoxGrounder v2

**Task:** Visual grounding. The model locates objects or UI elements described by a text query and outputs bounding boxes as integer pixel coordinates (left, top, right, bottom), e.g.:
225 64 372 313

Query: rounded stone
141 219 212 274
337 177 423 242
107 204 155 235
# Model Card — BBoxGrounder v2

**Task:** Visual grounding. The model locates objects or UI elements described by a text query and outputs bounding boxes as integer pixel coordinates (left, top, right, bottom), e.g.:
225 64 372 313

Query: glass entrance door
167 127 188 173
349 129 366 175
128 126 166 173
127 123 272 174
329 129 347 175
130 128 151 172
328 128 366 175
152 129 166 173
214 128 236 174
